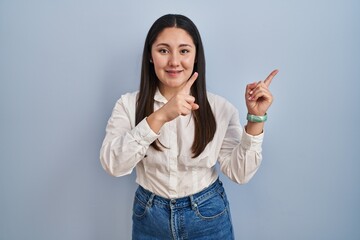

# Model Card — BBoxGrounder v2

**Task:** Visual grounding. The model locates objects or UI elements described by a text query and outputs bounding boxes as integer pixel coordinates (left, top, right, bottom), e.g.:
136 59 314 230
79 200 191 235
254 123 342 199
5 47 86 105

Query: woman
100 14 278 239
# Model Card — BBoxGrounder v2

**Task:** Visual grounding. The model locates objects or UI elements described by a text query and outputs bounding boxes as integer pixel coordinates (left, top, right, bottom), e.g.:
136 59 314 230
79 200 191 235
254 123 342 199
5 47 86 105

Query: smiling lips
166 69 183 77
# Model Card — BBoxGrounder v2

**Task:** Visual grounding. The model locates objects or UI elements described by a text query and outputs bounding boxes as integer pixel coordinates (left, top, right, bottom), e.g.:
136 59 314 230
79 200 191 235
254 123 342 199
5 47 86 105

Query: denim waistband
136 178 224 209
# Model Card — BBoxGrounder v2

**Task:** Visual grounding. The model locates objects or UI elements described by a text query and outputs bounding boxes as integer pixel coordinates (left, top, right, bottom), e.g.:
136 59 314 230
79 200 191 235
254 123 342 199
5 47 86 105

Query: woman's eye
159 49 168 54
181 49 190 54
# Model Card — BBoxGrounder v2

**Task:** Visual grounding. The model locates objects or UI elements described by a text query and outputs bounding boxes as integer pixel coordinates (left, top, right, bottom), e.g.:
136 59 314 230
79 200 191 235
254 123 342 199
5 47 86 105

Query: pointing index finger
264 69 279 87
182 72 198 93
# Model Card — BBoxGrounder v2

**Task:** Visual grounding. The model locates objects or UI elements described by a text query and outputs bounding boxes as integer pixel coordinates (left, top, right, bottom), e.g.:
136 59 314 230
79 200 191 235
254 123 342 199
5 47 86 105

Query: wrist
150 110 168 124
147 110 167 133
245 122 264 136
247 113 267 123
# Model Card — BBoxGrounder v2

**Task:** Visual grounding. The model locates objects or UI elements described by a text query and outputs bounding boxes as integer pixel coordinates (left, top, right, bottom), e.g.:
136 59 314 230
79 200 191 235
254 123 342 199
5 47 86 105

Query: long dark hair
135 14 216 158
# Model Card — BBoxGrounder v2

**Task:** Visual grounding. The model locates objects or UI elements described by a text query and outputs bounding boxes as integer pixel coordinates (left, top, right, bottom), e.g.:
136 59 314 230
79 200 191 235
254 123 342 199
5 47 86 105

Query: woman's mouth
165 70 183 77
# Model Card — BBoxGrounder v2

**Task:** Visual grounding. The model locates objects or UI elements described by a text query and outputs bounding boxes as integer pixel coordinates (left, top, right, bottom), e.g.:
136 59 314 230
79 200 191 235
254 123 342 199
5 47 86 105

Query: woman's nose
168 53 180 67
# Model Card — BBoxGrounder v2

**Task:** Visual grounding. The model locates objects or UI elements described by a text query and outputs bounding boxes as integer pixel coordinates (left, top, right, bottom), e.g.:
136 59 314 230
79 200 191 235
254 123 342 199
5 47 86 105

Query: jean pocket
194 192 227 220
132 196 148 219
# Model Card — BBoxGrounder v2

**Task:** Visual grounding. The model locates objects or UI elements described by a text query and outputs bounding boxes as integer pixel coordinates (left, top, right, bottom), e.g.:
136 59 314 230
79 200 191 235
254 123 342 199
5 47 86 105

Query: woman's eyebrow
155 43 193 48
179 44 193 48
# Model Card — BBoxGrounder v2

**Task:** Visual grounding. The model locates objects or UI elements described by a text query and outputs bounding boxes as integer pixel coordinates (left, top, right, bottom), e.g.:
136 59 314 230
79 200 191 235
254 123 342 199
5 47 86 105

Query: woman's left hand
246 69 278 116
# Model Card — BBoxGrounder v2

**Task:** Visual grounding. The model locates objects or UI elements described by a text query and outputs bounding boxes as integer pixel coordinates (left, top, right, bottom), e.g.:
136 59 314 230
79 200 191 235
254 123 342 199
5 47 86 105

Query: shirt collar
154 88 168 104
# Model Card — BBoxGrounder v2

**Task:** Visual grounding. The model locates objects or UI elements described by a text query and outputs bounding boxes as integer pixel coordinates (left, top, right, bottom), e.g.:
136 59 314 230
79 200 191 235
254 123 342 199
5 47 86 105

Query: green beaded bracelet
247 113 267 123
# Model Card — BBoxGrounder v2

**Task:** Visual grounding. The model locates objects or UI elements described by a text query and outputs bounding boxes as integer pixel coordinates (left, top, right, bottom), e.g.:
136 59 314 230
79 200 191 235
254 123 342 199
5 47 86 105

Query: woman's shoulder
116 91 139 105
207 92 239 121
110 91 139 116
207 92 237 111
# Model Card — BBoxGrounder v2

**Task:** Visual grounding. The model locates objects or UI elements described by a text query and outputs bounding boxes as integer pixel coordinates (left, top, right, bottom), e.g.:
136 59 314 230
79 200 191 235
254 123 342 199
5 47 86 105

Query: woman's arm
99 95 159 177
217 110 264 184
217 69 278 183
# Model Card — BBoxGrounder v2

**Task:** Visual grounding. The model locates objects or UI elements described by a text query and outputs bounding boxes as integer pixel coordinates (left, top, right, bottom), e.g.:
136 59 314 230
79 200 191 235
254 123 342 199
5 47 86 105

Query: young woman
100 14 278 239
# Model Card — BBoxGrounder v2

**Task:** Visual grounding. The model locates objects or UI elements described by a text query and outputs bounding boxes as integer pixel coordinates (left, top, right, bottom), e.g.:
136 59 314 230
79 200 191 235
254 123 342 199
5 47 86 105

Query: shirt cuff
131 118 160 146
241 127 264 151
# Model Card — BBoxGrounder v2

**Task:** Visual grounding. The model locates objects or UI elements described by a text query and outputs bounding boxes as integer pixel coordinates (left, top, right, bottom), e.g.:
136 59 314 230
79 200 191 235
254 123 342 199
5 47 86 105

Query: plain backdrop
1 0 359 239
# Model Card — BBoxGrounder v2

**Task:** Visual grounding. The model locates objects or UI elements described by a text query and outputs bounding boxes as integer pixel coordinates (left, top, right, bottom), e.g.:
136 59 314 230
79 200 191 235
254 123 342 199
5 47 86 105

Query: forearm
245 121 264 136
100 118 159 177
218 129 263 184
100 137 145 177
146 110 167 133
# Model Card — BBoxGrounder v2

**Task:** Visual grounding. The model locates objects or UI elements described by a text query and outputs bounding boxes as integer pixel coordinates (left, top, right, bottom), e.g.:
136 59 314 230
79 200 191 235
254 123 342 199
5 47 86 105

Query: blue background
1 0 359 239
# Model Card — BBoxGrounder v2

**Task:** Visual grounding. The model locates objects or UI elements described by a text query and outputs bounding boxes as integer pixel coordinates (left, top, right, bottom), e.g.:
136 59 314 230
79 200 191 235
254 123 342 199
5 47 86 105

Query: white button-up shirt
100 89 264 199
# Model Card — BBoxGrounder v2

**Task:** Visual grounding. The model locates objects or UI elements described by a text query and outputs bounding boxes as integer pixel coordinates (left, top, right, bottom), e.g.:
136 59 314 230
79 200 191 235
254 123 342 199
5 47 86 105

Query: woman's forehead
153 27 195 47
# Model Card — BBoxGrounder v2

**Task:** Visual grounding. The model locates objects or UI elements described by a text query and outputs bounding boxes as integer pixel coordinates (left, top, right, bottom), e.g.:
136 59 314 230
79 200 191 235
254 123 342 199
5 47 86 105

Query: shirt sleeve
217 109 264 184
99 95 159 177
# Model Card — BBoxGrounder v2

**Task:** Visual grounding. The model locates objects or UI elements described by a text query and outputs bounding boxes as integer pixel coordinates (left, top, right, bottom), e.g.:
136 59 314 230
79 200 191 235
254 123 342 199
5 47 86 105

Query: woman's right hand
147 72 199 133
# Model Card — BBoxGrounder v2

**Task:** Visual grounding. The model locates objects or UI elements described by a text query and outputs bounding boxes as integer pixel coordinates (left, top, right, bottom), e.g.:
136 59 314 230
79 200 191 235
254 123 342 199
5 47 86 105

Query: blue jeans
132 178 234 240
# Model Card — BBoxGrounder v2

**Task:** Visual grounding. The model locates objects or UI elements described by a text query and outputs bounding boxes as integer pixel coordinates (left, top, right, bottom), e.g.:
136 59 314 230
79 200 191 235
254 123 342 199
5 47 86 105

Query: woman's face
151 27 196 98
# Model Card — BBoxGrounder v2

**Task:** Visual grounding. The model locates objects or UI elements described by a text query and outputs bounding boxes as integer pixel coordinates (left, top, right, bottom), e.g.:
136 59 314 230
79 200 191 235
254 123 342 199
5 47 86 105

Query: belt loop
147 193 155 208
189 195 197 210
